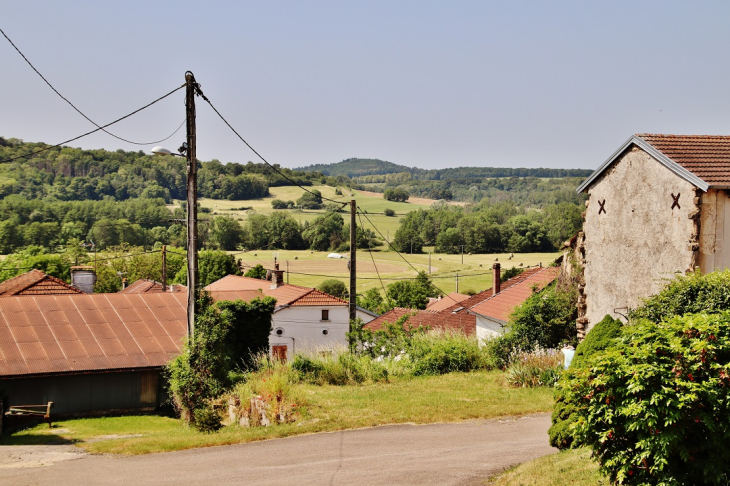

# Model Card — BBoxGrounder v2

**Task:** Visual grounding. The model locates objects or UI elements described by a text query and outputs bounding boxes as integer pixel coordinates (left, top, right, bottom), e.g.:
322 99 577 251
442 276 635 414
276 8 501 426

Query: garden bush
565 313 730 485
629 269 730 323
408 331 494 375
549 314 622 450
505 348 563 388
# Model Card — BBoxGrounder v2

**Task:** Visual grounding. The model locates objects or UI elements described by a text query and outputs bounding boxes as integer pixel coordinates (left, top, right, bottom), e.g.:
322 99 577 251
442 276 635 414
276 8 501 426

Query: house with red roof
576 134 730 336
0 269 83 297
119 278 185 294
205 268 377 360
365 264 558 340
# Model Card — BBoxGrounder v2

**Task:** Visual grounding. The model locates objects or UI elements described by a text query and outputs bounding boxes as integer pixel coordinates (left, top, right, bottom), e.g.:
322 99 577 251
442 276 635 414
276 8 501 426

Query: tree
357 287 389 314
244 264 267 279
383 187 409 202
318 279 348 299
209 216 245 251
174 250 242 287
266 213 306 250
302 211 344 251
297 189 323 209
217 297 276 369
386 272 437 309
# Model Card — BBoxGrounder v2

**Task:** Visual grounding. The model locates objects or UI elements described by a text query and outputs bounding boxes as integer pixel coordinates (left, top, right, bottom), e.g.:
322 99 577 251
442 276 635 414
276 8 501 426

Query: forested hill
298 158 593 180
0 137 325 202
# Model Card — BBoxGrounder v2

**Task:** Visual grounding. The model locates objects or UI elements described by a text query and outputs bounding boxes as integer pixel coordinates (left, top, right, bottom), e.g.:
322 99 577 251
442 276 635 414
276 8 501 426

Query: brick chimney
270 263 285 289
492 263 501 296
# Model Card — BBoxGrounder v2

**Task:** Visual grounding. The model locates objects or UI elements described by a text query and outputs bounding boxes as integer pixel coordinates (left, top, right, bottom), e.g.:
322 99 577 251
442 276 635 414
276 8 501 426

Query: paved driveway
0 414 554 486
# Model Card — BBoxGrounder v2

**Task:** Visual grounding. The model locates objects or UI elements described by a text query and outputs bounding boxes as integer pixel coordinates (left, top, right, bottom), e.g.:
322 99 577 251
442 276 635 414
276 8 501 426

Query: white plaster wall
583 147 696 331
475 316 503 341
268 306 376 359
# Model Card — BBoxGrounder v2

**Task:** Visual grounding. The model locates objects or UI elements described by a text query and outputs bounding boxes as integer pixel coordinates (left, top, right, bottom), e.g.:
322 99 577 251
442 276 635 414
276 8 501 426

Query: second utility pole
349 200 357 326
185 71 199 339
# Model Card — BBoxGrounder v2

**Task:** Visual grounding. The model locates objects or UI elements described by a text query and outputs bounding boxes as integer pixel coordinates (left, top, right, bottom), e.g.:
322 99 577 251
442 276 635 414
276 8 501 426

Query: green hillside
297 158 408 177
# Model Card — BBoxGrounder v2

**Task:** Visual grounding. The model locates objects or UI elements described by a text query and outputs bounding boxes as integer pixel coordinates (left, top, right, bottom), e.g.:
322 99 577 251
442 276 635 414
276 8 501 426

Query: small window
321 309 329 321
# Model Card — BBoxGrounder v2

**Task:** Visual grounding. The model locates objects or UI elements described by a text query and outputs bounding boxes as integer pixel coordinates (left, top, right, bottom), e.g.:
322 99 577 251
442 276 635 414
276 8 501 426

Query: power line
1 26 186 146
197 90 347 206
357 207 462 306
357 210 390 303
0 84 186 164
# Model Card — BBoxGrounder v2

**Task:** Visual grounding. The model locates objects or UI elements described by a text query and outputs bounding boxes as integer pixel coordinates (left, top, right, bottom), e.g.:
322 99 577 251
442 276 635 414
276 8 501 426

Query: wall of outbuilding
583 147 698 331
0 369 162 416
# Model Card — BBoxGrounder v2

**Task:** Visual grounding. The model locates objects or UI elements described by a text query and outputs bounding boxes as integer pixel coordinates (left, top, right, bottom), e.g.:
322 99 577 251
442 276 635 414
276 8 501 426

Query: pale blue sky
3 1 730 170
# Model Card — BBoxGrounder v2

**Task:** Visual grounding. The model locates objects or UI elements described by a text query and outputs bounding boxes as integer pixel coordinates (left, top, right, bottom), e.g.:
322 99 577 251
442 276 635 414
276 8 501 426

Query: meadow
194 184 559 294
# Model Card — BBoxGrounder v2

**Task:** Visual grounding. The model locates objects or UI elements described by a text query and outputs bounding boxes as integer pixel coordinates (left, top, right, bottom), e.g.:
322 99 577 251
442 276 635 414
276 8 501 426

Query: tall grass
504 348 563 387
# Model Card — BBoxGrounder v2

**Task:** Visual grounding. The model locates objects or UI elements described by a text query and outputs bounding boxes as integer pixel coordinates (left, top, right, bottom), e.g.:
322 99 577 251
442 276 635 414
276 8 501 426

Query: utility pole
349 200 357 326
461 245 464 265
161 245 167 292
185 71 199 339
286 260 289 284
429 251 431 274
456 273 459 293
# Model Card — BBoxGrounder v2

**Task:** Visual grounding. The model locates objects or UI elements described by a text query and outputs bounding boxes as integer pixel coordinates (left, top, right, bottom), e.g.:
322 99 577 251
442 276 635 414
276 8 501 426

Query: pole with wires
161 245 167 292
185 71 199 340
349 200 357 326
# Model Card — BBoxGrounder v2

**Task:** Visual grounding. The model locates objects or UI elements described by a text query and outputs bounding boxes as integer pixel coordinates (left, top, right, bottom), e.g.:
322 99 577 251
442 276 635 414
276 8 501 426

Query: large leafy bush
565 313 730 485
549 314 622 449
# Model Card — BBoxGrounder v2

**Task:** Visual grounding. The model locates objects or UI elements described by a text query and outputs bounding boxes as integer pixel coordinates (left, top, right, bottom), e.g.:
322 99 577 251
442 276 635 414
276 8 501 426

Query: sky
3 1 730 171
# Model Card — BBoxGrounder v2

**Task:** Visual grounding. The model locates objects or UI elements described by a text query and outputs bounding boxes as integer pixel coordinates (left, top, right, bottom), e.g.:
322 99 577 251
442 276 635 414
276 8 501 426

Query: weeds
505 348 563 387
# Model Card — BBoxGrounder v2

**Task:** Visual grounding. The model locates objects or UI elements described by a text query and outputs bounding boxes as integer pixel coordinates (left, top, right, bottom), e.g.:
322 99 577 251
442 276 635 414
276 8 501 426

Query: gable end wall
583 146 697 330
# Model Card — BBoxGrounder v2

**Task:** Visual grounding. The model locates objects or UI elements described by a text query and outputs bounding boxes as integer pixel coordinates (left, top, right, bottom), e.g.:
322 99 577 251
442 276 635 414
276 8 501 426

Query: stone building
576 134 730 336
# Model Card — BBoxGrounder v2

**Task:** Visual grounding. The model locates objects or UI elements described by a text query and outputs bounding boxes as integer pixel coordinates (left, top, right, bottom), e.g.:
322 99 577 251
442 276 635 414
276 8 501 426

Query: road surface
0 414 554 486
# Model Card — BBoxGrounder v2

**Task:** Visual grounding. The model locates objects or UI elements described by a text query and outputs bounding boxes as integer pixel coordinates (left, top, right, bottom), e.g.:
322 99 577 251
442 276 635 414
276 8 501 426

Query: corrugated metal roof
0 270 83 296
0 293 187 378
468 267 558 322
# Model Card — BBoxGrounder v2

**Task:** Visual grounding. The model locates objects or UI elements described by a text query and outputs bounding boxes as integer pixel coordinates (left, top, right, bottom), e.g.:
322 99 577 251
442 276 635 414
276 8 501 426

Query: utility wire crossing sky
3 1 730 171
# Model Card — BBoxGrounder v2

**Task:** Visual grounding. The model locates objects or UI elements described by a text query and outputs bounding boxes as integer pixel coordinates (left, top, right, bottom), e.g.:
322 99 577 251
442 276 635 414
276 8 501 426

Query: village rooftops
425 292 470 312
119 279 185 294
0 292 187 378
364 307 476 335
204 275 347 308
578 133 730 193
0 269 83 297
468 266 559 323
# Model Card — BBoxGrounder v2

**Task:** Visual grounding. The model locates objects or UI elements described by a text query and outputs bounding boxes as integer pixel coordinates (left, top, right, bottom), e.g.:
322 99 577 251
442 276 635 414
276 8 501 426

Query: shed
0 293 186 415
0 269 83 296
577 134 730 334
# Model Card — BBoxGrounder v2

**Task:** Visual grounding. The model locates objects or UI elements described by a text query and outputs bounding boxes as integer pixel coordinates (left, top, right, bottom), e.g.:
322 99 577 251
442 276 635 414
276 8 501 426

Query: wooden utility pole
185 71 199 339
456 273 459 293
349 200 357 326
161 245 167 292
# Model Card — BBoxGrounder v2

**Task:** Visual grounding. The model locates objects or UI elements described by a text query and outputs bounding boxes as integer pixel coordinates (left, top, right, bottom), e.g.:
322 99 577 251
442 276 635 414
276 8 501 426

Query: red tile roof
0 292 188 377
0 270 83 296
425 292 470 312
119 279 185 294
468 267 558 322
441 267 545 314
364 308 476 335
205 275 346 307
638 134 730 186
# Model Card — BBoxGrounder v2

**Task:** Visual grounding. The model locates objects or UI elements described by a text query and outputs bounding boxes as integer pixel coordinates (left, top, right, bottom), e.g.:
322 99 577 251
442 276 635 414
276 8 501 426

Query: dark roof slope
0 292 187 377
0 269 83 296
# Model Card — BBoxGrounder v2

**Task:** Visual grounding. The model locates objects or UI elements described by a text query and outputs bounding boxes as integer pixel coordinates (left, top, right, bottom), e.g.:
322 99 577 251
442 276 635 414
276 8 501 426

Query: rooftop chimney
122 278 128 290
270 269 285 289
71 266 96 294
492 263 501 296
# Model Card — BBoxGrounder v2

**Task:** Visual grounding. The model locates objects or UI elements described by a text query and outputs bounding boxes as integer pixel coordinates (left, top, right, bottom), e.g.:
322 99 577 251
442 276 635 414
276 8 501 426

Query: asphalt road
0 414 554 486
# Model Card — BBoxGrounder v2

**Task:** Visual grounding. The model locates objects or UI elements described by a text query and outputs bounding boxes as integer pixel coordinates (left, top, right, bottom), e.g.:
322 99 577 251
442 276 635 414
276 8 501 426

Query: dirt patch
0 445 86 469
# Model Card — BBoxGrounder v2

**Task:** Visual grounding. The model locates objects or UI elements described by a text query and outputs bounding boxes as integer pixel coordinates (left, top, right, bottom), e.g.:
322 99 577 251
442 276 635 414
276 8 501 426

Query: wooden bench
7 402 54 428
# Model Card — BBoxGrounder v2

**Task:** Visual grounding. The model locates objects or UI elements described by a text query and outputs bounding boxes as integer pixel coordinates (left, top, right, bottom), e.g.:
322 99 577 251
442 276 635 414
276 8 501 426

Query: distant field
192 184 463 240
233 248 559 296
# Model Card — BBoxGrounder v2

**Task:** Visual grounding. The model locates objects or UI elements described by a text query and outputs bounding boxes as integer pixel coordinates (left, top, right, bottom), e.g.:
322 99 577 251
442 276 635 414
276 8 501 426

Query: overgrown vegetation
505 348 563 388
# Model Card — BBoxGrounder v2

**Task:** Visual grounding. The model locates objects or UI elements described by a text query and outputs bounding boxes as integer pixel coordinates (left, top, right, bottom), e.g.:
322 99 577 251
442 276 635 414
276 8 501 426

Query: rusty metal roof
0 270 83 297
0 292 187 378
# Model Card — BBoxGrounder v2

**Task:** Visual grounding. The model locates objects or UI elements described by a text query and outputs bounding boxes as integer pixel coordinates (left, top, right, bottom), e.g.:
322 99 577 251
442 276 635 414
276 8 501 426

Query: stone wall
582 146 698 332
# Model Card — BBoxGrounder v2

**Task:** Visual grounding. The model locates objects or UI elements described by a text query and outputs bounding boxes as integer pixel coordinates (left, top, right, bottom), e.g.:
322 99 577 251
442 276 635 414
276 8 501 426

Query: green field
194 184 457 243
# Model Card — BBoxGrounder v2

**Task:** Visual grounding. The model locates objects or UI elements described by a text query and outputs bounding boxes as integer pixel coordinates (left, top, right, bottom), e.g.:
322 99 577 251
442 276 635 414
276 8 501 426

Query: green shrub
408 331 493 375
384 208 396 217
193 407 223 433
629 269 730 323
505 348 563 387
508 282 578 352
571 314 622 369
566 313 730 485
549 314 622 450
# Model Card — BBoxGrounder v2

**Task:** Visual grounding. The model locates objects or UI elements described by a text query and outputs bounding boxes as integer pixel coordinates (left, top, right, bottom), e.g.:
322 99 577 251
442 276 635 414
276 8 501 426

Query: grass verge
1 371 553 455
486 448 606 486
